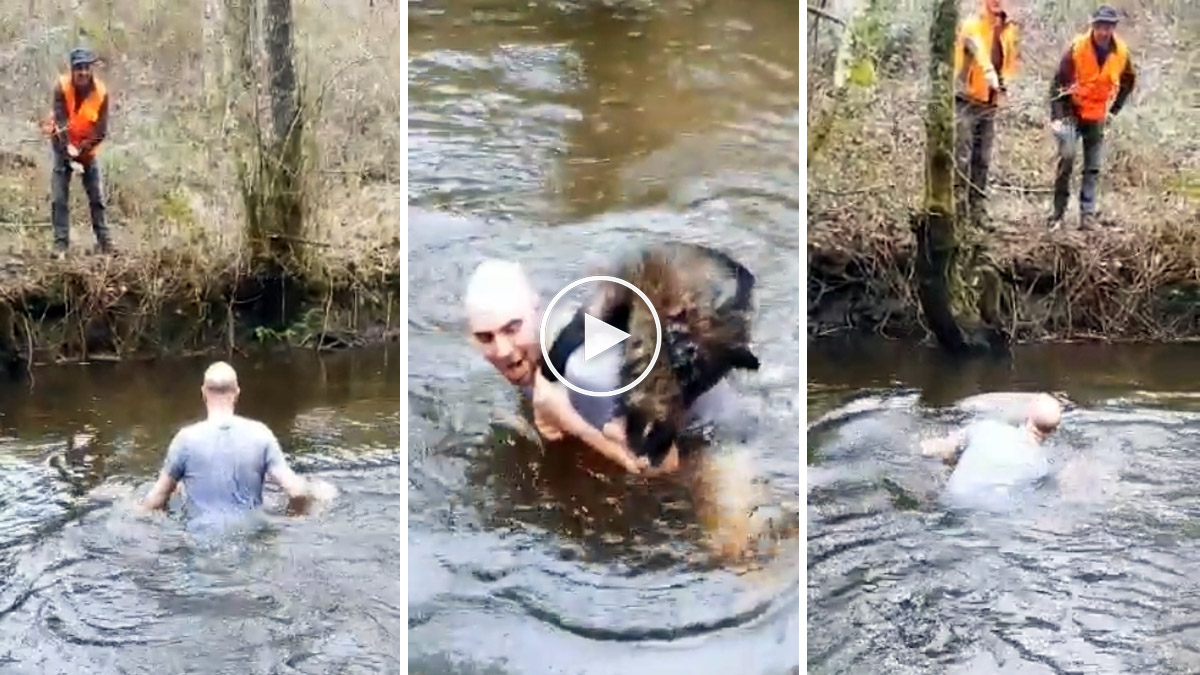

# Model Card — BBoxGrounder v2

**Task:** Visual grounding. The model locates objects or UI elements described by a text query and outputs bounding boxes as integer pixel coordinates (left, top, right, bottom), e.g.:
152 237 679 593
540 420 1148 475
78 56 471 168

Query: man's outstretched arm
532 372 645 474
139 471 178 513
921 428 968 466
264 436 337 514
139 433 185 513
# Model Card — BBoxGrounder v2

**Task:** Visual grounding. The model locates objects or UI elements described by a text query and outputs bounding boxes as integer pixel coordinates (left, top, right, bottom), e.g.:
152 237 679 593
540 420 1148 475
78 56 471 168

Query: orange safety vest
41 75 108 159
1068 32 1128 122
954 13 1018 105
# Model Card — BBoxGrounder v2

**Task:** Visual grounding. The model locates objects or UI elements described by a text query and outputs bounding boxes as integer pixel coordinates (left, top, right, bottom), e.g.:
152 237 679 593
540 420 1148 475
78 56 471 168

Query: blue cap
69 48 97 68
1091 5 1120 24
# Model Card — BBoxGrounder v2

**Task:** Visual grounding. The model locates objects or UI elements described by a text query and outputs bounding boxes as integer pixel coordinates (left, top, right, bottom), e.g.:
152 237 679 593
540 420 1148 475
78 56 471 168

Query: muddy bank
808 213 1200 343
0 246 400 371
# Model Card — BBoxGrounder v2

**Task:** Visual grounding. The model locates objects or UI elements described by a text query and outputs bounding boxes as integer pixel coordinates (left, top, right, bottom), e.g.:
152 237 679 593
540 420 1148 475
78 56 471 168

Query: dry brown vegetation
0 0 401 364
808 0 1200 343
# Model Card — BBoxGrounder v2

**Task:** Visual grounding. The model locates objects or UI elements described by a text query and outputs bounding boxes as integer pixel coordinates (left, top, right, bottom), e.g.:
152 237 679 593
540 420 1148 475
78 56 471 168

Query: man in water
138 362 336 527
921 392 1062 509
463 258 736 475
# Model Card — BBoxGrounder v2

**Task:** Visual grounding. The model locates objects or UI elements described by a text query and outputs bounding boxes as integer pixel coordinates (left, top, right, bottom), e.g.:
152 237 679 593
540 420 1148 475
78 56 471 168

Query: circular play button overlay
539 276 662 398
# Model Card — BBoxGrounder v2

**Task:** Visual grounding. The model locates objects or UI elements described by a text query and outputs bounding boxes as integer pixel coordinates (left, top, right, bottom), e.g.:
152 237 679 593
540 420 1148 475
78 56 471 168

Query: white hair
203 361 239 392
463 259 538 322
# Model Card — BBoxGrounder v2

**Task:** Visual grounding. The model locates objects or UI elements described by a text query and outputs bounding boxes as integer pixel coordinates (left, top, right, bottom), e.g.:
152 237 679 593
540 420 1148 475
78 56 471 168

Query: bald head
464 259 541 386
202 361 239 396
464 260 539 330
1025 393 1062 440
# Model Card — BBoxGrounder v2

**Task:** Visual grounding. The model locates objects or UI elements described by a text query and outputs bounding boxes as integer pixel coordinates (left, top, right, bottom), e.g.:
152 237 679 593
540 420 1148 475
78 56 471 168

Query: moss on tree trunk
912 0 1007 356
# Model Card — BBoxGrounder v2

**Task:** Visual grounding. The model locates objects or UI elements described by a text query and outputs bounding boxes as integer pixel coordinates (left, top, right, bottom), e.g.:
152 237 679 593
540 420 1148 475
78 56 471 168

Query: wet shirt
162 415 287 526
944 418 1050 511
563 345 736 431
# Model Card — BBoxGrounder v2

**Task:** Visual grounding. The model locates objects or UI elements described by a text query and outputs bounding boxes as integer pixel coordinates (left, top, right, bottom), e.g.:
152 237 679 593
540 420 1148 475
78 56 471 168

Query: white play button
583 312 629 361
539 275 662 398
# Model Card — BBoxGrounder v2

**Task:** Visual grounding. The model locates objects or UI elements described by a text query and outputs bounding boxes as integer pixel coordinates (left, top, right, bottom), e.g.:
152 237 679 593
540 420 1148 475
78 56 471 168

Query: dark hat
1091 5 1120 24
68 48 97 68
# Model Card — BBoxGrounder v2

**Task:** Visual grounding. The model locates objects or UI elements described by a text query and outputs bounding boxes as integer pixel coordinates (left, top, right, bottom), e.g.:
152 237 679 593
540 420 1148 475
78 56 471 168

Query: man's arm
78 95 108 155
264 434 336 514
51 85 69 155
958 24 999 91
920 428 968 466
139 432 185 513
532 373 644 474
1049 48 1075 121
1109 56 1136 116
139 471 178 513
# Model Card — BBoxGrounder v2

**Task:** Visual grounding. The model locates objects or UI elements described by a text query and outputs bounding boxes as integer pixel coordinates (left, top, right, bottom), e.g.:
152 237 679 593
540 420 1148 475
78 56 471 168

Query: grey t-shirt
944 418 1051 511
163 414 287 523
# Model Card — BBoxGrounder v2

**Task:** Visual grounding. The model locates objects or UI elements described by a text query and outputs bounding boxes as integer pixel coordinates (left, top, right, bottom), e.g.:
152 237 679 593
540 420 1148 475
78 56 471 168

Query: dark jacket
1049 36 1136 122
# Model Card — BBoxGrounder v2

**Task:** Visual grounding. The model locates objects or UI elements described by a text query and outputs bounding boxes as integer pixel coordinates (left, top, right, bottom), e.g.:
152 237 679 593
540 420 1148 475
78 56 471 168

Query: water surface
808 340 1200 674
0 346 402 674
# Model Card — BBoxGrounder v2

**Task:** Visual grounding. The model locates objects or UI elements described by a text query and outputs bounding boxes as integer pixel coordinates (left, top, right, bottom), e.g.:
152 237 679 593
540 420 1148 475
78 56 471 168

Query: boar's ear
727 347 760 371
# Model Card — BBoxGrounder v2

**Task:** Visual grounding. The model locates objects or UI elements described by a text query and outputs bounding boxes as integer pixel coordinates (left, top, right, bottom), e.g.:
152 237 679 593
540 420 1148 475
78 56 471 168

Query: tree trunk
911 0 1006 355
262 0 303 263
202 0 222 110
248 0 305 326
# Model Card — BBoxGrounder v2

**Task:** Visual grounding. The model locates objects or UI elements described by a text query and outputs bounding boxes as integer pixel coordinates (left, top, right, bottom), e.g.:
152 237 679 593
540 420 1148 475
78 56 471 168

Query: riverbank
0 238 400 369
0 0 401 367
808 200 1199 342
808 2 1199 343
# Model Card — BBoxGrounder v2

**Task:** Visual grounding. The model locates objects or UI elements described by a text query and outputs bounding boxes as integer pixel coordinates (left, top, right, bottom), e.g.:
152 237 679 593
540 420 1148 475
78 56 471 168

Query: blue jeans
50 150 110 250
1053 119 1106 217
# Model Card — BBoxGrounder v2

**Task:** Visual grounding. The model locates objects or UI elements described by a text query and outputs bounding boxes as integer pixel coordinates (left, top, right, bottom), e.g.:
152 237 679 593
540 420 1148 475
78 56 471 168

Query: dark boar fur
612 244 758 465
540 243 759 466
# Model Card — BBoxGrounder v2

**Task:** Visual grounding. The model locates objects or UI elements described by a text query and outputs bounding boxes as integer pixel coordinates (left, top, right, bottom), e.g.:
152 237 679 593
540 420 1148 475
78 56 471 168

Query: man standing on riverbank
953 0 1019 229
1048 5 1137 230
44 48 114 258
138 362 336 528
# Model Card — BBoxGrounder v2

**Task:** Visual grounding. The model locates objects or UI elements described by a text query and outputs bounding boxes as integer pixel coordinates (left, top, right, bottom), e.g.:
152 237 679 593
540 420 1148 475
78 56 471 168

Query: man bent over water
463 259 737 476
921 392 1062 510
139 362 336 526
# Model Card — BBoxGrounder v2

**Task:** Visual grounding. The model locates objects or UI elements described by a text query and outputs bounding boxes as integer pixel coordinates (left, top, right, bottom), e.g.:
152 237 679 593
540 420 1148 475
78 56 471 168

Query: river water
407 1 800 673
808 340 1200 674
0 345 402 673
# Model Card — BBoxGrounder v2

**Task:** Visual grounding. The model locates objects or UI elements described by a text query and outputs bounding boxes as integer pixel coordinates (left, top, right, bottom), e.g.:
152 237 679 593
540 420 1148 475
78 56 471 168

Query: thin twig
807 5 845 26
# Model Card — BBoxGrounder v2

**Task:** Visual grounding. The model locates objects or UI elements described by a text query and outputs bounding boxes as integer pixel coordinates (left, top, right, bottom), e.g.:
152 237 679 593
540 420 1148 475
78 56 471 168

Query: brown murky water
408 1 800 673
808 340 1200 674
0 346 402 673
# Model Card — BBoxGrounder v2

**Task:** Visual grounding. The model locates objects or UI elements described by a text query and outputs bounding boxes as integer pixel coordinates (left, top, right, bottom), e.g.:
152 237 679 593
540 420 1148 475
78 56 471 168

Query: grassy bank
0 0 401 367
808 0 1199 343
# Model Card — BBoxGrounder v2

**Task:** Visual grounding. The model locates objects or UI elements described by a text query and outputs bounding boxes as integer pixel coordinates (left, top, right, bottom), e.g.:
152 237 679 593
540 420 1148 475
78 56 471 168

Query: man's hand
531 372 644 474
1050 119 1066 136
533 404 565 441
984 68 1000 93
920 430 966 466
66 143 79 158
306 478 338 502
602 418 627 444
